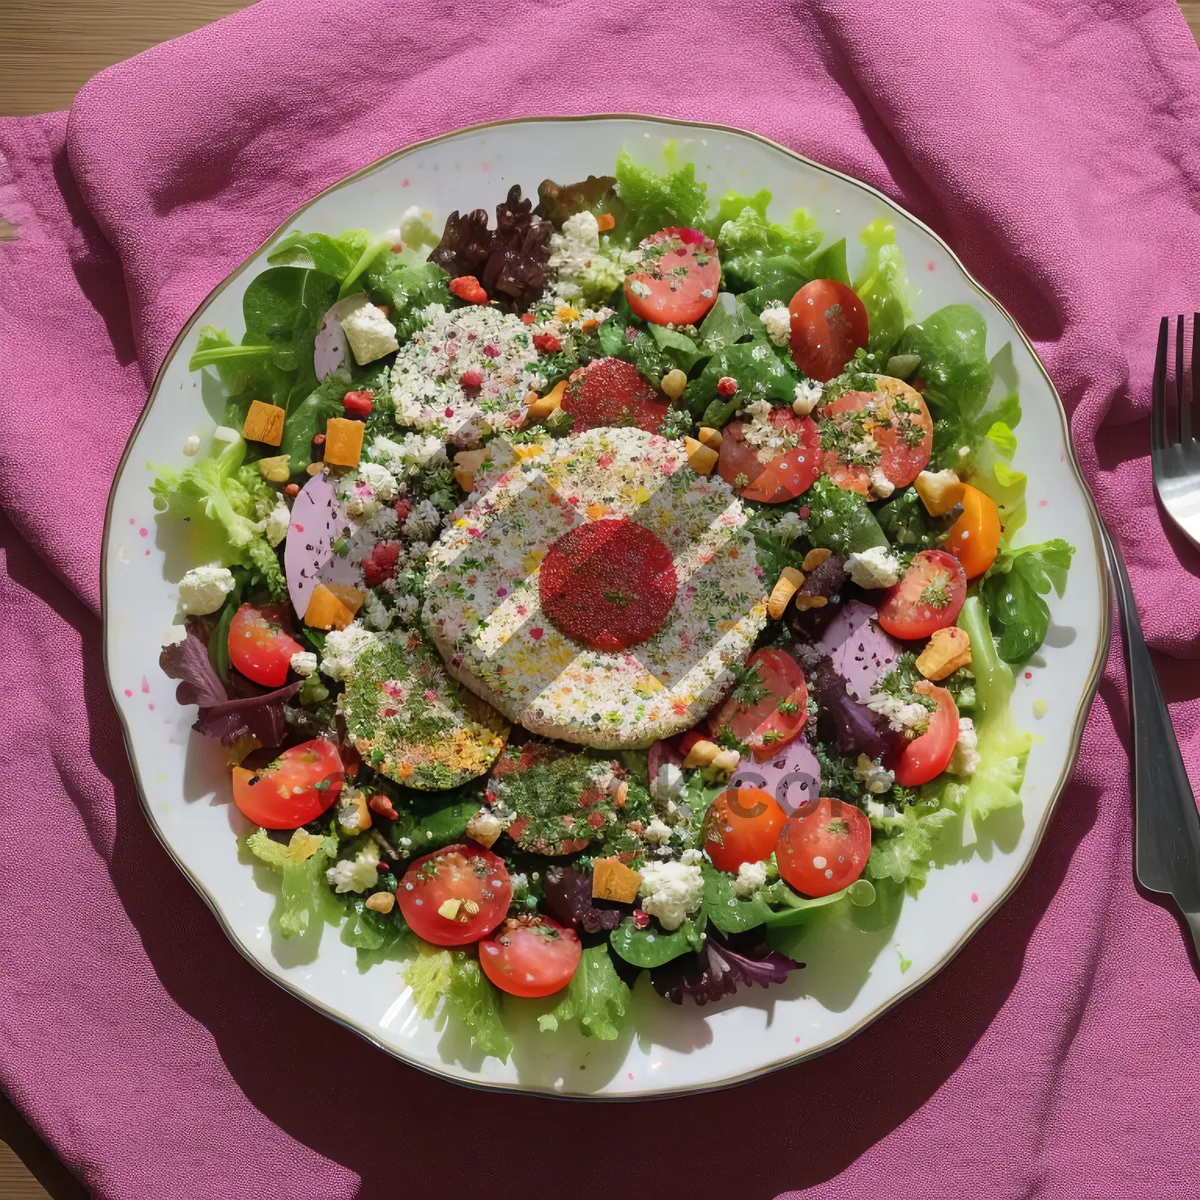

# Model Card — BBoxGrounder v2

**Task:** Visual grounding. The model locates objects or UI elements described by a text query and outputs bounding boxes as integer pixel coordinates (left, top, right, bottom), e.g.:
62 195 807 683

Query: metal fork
1108 315 1200 964
1152 314 1200 548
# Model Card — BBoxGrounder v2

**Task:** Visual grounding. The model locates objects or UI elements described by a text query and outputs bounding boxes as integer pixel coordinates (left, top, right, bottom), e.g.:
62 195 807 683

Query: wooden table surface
2 3 1198 1197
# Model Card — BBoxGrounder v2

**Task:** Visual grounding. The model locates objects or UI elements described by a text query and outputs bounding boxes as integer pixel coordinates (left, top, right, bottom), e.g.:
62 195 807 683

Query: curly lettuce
853 220 914 358
151 436 286 598
538 945 631 1040
404 944 512 1061
613 146 710 243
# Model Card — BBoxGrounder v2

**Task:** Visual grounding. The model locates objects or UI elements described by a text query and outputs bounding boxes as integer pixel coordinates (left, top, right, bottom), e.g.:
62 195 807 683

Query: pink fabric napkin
3 2 1200 1196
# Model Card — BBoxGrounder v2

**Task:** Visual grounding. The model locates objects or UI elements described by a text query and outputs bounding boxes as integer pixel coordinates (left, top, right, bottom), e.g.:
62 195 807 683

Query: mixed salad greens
154 146 1073 1059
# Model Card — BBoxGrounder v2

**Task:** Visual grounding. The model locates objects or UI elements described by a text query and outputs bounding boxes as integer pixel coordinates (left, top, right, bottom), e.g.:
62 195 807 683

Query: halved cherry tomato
704 786 786 873
397 843 512 946
717 409 822 503
945 484 1001 579
877 549 967 640
775 797 871 897
624 227 720 327
228 603 304 687
479 915 582 998
231 738 343 829
821 377 933 495
789 279 869 382
892 682 959 787
710 648 808 761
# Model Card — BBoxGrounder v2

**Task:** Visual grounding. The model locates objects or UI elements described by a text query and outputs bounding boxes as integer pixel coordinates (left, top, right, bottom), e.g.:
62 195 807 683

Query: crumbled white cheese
866 691 931 735
177 565 236 615
793 378 823 416
854 753 896 795
357 462 398 503
289 651 317 677
326 847 380 894
638 860 705 930
650 762 685 807
733 859 769 897
844 545 902 590
363 591 393 631
319 621 379 682
369 432 448 475
642 817 673 846
262 497 291 547
760 304 792 347
776 510 808 543
548 210 601 280
948 717 980 775
628 279 652 300
403 498 442 540
742 397 799 464
340 298 399 365
680 848 704 866
869 467 896 499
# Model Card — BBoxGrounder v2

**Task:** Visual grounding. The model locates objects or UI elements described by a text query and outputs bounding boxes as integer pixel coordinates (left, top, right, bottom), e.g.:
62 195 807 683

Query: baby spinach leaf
805 477 889 556
268 230 370 280
702 863 772 933
609 912 707 968
979 537 1074 663
804 237 851 286
242 266 339 380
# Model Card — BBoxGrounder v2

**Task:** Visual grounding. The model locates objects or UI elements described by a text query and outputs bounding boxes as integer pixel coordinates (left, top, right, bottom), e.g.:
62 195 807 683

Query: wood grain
1 3 1198 1199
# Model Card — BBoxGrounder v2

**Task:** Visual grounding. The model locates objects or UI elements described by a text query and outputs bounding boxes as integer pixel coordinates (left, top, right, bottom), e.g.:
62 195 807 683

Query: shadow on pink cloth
1 1 1200 1197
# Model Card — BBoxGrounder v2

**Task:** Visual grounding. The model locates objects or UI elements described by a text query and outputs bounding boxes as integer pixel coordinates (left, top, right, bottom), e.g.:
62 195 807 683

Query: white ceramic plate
103 116 1108 1098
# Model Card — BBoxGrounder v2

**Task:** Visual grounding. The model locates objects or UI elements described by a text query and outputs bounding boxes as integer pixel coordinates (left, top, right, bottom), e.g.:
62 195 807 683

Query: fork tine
1175 314 1186 446
1187 312 1199 445
1152 316 1169 456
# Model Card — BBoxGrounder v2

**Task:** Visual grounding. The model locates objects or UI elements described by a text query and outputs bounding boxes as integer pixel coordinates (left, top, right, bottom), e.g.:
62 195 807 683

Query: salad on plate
153 147 1074 1060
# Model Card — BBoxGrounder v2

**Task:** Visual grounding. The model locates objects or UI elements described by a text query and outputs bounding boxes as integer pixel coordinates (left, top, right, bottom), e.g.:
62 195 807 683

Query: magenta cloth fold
3 2 1200 1197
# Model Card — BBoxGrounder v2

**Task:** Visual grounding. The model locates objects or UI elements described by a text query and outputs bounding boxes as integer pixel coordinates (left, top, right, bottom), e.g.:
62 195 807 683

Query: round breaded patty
422 428 768 749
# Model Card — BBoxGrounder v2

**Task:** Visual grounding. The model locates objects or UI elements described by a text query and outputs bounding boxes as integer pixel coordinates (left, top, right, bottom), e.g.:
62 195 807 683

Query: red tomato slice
539 518 677 652
877 549 967 640
775 797 871 896
397 843 512 946
231 738 343 829
228 603 304 687
717 409 821 503
479 915 582 998
703 786 787 873
561 357 670 434
789 279 869 382
710 648 808 761
822 380 933 495
624 226 720 327
892 683 959 787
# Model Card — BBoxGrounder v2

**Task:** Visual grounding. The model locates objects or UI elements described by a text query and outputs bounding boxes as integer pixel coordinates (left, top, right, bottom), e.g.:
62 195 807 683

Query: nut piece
793 593 829 611
916 626 973 680
591 857 642 904
453 448 490 493
614 780 629 809
257 454 292 483
465 807 503 849
682 737 721 768
802 547 832 572
243 400 286 446
697 426 723 451
683 436 719 476
336 789 372 835
710 748 741 778
527 379 568 420
767 566 806 619
365 892 395 914
914 469 966 517
660 369 688 401
438 898 462 920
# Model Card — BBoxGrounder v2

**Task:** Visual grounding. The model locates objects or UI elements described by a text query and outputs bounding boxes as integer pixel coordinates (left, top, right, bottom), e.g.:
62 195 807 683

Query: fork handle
1104 529 1200 904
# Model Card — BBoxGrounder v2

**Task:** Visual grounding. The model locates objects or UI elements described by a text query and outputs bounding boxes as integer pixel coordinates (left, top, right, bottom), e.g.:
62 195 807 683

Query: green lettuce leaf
684 338 799 423
362 257 453 341
853 220 914 358
538 945 631 1041
151 436 282 581
952 595 1032 826
979 537 1075 664
613 147 710 243
897 304 991 421
279 832 338 937
866 802 956 895
268 230 370 279
805 476 889 556
404 944 512 1061
804 237 851 286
